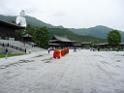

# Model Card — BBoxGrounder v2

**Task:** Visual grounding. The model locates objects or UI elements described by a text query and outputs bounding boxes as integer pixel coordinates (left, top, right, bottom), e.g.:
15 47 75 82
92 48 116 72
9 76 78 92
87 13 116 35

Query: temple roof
95 43 108 46
51 35 75 43
22 34 32 38
0 20 25 29
49 43 60 46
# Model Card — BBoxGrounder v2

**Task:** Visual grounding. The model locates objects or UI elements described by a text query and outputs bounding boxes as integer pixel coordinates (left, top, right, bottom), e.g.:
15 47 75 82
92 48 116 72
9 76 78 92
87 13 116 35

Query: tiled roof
0 20 25 29
53 35 74 42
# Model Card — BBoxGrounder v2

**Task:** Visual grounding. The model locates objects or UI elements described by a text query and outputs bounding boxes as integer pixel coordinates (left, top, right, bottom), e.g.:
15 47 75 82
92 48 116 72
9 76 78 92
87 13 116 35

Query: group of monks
53 48 69 59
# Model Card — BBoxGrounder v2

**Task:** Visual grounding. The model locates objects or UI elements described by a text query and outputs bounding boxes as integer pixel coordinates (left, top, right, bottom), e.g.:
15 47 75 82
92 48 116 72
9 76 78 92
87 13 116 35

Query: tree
25 24 34 35
107 30 121 46
33 27 49 48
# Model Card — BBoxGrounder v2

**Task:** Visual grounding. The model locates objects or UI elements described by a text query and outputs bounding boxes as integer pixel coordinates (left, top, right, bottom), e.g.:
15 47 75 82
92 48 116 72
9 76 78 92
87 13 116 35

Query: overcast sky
0 0 124 30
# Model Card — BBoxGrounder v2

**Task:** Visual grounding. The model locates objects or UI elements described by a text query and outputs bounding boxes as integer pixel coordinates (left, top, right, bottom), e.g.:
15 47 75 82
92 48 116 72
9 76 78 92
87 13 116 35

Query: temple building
0 20 25 40
49 35 75 48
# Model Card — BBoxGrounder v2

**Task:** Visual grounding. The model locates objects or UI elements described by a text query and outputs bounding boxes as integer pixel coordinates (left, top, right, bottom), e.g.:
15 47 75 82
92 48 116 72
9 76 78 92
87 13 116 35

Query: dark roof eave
0 20 25 29
53 35 75 42
49 43 60 46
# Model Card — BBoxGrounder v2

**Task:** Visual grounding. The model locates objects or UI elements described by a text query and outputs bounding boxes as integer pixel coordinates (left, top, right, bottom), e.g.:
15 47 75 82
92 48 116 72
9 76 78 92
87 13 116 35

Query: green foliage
0 53 23 58
107 30 121 46
32 27 49 48
15 30 24 40
25 26 49 48
25 25 34 35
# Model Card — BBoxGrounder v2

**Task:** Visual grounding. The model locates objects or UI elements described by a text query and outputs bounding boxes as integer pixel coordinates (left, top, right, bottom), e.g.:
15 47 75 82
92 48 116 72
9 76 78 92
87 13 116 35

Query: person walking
29 49 31 54
2 43 4 47
48 47 51 54
24 48 26 54
5 48 8 59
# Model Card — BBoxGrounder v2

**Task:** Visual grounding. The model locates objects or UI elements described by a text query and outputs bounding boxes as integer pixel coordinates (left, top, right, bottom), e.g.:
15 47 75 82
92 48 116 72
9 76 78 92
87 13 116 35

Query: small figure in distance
5 48 8 59
24 48 26 54
29 49 31 54
2 43 4 47
48 47 51 54
74 47 77 52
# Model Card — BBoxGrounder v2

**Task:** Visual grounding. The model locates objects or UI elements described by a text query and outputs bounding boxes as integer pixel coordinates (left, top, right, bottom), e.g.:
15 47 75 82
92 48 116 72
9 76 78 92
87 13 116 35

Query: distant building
0 20 25 40
95 43 109 48
81 42 91 48
22 33 32 42
49 35 75 48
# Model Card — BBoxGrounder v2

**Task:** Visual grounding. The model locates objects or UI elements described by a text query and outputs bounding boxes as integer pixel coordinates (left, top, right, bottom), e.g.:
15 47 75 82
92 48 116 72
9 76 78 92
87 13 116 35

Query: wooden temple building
49 35 75 48
0 20 25 40
95 43 124 50
22 33 32 42
81 42 91 48
95 43 108 48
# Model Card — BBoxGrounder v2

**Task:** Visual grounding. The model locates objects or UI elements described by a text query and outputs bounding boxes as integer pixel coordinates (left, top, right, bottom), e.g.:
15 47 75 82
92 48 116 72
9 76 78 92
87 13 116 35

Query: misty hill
69 25 112 39
48 28 105 43
0 15 106 43
2 15 124 42
0 15 54 28
69 25 124 42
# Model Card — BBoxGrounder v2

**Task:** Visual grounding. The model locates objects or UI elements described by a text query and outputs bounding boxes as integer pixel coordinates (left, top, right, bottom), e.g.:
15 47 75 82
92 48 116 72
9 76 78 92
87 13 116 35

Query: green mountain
48 28 105 43
69 25 112 39
69 25 124 42
2 15 121 43
0 15 54 28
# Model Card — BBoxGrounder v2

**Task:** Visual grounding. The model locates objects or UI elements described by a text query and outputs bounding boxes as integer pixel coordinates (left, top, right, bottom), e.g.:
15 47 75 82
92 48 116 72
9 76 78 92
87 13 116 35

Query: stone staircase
0 39 45 53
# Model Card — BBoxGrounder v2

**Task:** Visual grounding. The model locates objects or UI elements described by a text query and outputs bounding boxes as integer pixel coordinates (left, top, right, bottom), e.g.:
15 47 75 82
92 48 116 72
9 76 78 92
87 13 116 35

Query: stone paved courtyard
0 50 124 93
